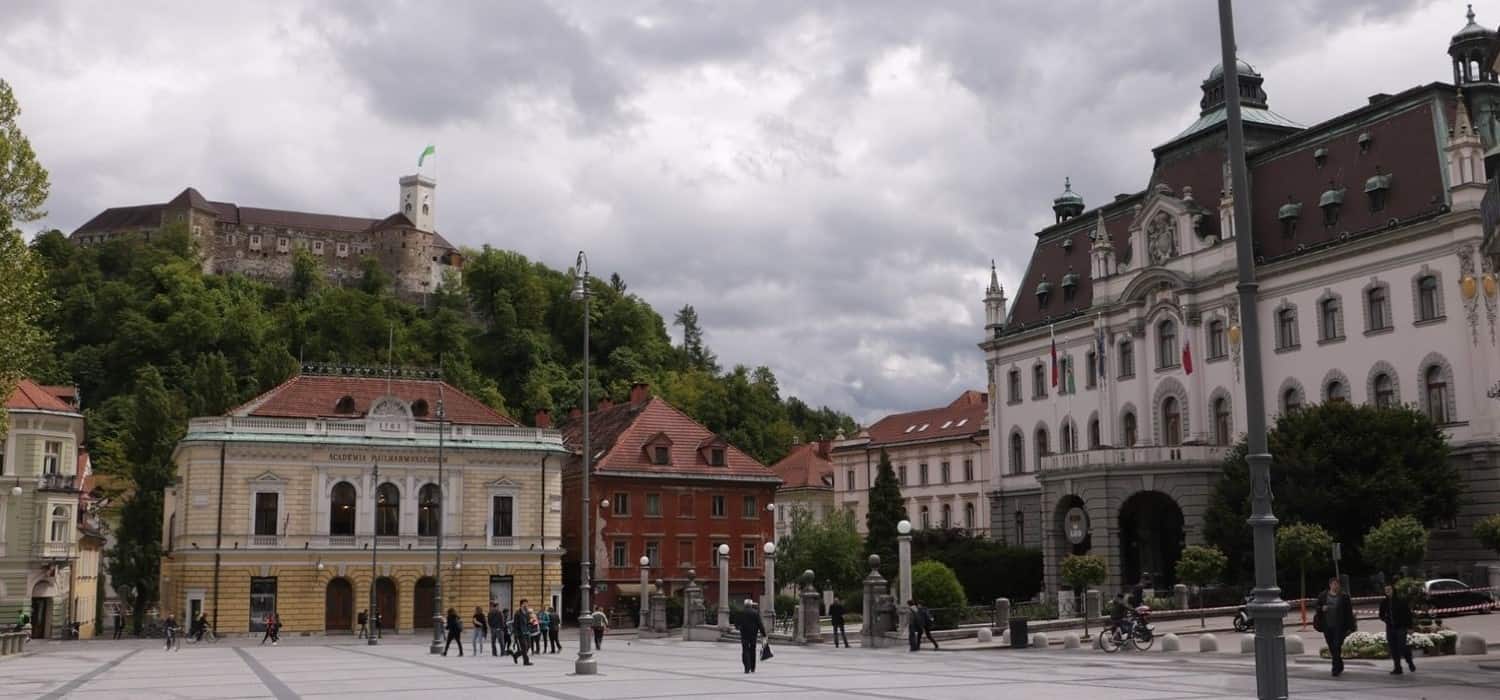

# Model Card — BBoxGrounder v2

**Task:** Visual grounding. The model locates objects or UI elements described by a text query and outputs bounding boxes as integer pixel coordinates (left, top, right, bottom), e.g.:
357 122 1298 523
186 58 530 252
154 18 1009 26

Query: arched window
1365 284 1391 331
1118 339 1135 379
919 505 931 530
1032 363 1047 398
418 484 441 537
50 506 70 543
1213 397 1232 446
1009 432 1024 474
1373 373 1395 408
941 504 952 529
1034 427 1050 471
1122 411 1138 447
1326 380 1347 403
1208 320 1227 359
1162 397 1182 446
964 503 975 530
1088 417 1100 449
1425 365 1449 423
375 483 400 537
1417 275 1441 322
1059 422 1073 454
1275 307 1299 350
1283 388 1303 413
1157 320 1178 369
330 482 357 536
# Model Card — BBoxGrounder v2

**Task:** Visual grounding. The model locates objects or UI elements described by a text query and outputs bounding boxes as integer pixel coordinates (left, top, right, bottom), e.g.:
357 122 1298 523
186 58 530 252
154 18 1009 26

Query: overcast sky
4 0 1466 423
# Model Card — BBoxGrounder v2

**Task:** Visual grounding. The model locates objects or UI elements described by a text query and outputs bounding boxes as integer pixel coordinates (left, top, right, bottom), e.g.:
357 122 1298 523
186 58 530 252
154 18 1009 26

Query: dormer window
1313 147 1328 168
411 399 429 417
709 448 725 466
1357 131 1373 154
1319 185 1344 228
1278 199 1301 239
654 446 670 465
1036 278 1052 309
1364 169 1392 212
335 395 356 413
1061 271 1079 302
1060 237 1073 253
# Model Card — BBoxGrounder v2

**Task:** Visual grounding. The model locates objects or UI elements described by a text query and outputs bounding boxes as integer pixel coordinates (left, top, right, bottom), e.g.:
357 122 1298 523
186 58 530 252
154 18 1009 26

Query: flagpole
1049 324 1059 458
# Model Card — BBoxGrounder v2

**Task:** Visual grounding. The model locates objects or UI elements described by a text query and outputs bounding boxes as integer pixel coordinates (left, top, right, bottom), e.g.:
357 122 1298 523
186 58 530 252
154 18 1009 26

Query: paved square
2 635 1497 699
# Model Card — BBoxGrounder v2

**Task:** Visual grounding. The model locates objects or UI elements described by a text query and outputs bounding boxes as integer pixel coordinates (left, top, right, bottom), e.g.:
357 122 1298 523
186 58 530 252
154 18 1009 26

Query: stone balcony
1039 444 1229 473
36 473 81 493
36 541 77 561
180 534 562 552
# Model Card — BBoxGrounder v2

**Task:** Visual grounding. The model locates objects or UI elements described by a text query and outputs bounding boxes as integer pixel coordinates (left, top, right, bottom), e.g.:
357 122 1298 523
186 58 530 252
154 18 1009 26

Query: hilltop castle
70 173 462 296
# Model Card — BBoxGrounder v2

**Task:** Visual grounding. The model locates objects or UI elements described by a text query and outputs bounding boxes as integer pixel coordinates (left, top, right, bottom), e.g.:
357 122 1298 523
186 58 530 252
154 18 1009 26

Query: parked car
1423 578 1496 615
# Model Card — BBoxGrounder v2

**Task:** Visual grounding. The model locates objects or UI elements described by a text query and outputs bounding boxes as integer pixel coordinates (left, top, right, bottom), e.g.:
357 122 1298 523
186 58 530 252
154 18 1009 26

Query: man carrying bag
734 600 768 674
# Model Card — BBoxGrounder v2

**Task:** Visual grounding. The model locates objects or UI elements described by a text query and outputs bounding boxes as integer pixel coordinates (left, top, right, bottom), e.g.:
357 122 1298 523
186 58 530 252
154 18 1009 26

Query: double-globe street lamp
428 386 448 654
571 250 598 676
369 461 382 646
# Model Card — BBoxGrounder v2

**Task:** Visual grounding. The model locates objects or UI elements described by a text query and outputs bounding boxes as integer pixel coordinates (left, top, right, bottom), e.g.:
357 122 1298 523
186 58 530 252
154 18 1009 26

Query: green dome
1208 58 1258 81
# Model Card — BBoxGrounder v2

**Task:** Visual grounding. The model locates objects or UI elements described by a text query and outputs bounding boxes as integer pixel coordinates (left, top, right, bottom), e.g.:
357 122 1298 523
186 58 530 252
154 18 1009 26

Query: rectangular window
644 493 661 517
653 446 670 465
613 492 630 516
678 539 694 567
1320 299 1341 341
1085 352 1097 389
963 458 974 482
313 240 325 254
898 465 907 486
645 541 660 567
1007 370 1021 403
336 242 349 258
1208 322 1227 359
249 577 277 632
1276 309 1298 350
709 448 725 466
276 237 289 253
711 495 726 517
254 492 279 536
43 441 62 475
847 469 856 490
492 495 514 537
249 234 262 250
1367 287 1390 331
742 542 757 569
742 495 757 518
1118 340 1135 379
919 463 929 486
679 494 694 517
1032 364 1047 398
940 462 950 484
612 541 628 568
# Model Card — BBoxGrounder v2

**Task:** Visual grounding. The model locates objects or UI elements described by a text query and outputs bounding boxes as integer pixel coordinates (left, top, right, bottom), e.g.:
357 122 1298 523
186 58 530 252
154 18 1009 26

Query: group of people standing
440 601 600 662
1315 577 1416 677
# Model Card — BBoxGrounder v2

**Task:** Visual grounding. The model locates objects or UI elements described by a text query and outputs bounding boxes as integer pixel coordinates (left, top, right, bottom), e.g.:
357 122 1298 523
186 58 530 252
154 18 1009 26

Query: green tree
357 255 390 295
1059 554 1107 637
290 248 323 299
1204 402 1458 581
673 304 718 372
910 560 966 629
1174 545 1227 627
0 78 52 434
1362 515 1429 578
775 509 864 594
865 449 907 581
1276 522 1334 624
1476 514 1500 558
0 79 49 236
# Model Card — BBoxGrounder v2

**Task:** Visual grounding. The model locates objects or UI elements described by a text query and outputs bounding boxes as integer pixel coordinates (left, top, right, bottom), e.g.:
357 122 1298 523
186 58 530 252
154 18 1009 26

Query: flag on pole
1066 357 1076 394
1096 326 1107 385
1050 326 1058 388
1183 339 1194 375
418 145 436 167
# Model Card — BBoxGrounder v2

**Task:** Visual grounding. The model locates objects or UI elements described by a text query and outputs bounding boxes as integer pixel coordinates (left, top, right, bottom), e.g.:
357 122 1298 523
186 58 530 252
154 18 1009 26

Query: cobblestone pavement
2 633 1497 699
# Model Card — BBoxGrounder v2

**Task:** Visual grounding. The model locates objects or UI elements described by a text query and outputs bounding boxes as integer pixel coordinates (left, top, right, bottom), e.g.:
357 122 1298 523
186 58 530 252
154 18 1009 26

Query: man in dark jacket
734 600 767 673
906 599 921 652
1379 584 1416 675
488 602 505 656
511 601 533 665
1315 577 1357 677
828 596 849 648
917 602 939 650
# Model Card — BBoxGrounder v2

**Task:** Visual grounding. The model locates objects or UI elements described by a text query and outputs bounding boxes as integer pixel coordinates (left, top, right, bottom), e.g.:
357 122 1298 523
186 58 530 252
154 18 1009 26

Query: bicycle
1098 609 1155 652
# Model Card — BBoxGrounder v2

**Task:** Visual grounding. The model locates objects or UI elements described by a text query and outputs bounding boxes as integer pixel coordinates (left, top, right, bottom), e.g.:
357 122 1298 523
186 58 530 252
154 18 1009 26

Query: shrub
1363 515 1429 577
911 530 1043 603
1473 514 1500 556
911 560 966 630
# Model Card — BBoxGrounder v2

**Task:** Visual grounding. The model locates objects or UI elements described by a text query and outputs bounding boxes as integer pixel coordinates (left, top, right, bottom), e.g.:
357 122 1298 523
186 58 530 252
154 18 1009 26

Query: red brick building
559 384 780 618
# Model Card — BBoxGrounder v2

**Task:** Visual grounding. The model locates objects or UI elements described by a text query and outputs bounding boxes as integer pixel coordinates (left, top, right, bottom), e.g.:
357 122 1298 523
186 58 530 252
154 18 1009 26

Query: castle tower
1450 5 1497 85
984 260 1007 337
399 174 436 232
1448 88 1488 209
1052 177 1085 223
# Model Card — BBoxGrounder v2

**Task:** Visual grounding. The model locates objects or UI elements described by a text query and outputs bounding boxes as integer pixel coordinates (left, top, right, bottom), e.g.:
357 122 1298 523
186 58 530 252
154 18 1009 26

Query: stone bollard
799 570 822 644
994 597 1010 630
682 569 705 641
862 555 892 647
651 578 669 634
1030 632 1049 648
1161 633 1180 652
977 628 993 643
1199 633 1219 652
1085 590 1102 620
1285 635 1303 655
999 629 1009 646
1457 633 1488 655
1239 635 1255 653
1173 584 1189 610
1062 632 1080 649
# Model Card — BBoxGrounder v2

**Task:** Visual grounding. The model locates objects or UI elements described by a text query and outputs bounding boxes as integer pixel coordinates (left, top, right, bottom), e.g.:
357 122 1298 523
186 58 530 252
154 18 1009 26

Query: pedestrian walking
547 606 562 652
1379 583 1416 675
188 612 204 642
591 606 608 650
1314 577 1356 677
357 609 368 639
112 606 123 640
906 599 921 652
260 612 278 645
829 596 849 648
916 601 939 650
538 606 551 653
488 602 505 656
511 601 533 665
163 613 180 651
734 600 767 673
442 607 464 656
529 607 542 654
472 606 488 656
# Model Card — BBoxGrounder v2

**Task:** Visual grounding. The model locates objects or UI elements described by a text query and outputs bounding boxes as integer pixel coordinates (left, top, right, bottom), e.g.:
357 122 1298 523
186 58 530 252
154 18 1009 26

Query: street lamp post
1218 2 1289 697
369 462 381 646
429 388 447 654
572 251 598 676
761 541 776 631
896 519 913 625
716 544 731 632
638 556 650 631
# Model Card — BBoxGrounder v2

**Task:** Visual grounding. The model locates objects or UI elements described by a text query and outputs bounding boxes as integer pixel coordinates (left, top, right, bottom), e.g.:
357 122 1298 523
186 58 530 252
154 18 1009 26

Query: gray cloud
6 0 1452 423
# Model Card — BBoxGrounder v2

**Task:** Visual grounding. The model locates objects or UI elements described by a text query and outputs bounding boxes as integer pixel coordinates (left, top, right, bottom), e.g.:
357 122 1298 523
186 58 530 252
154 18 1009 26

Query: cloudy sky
3 0 1467 423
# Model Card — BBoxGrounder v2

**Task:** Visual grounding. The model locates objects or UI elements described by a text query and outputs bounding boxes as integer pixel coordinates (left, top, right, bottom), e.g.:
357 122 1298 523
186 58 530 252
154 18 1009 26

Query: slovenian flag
419 145 436 167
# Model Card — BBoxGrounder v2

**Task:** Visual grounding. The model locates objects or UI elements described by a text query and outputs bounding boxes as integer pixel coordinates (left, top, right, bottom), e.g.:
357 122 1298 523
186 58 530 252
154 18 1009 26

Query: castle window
1208 319 1227 360
1156 320 1178 369
249 234 262 251
1007 369 1021 404
336 242 349 258
313 240 325 255
276 237 289 253
1275 305 1299 351
1415 274 1442 322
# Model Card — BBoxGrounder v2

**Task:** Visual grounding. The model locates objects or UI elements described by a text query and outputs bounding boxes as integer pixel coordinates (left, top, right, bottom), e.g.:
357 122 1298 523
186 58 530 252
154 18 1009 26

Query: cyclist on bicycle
163 613 181 651
1108 593 1132 639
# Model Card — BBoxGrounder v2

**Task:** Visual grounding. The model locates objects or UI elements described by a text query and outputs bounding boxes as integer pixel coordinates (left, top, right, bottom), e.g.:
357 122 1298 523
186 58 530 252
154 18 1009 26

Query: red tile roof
229 374 516 426
5 379 80 413
559 395 779 482
770 441 834 490
864 391 988 447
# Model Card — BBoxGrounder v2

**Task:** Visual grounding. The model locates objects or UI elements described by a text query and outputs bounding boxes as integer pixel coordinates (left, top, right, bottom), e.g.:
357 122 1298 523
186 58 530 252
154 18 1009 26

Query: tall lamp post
1218 1 1289 697
571 250 598 676
638 556 651 631
369 462 381 646
716 543 731 632
428 387 447 654
896 519 913 627
761 541 776 631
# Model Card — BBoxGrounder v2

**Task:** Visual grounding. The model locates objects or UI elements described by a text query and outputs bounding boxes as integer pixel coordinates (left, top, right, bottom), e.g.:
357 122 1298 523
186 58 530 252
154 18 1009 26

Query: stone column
638 559 650 631
862 555 889 648
1174 583 1189 610
799 569 822 644
682 569 704 638
717 545 731 632
650 579 668 634
762 546 776 632
897 523 913 633
994 597 1010 630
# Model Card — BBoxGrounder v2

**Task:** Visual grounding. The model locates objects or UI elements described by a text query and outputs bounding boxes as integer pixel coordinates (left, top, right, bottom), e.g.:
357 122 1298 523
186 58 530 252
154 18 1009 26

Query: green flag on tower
418 145 436 167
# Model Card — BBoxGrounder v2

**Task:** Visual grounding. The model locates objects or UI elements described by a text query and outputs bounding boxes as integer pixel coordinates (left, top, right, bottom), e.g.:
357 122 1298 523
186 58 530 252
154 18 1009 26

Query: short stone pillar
1057 589 1077 618
1284 635 1304 655
1457 632 1488 655
1199 633 1219 652
1161 633 1181 652
1061 632 1080 649
1174 584 1189 610
799 569 822 644
682 569 705 636
993 597 1010 630
862 555 890 647
650 578 669 634
1085 589 1102 620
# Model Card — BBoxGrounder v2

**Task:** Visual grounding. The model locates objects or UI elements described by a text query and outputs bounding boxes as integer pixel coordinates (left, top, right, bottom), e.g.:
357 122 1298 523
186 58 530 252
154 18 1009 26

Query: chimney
534 409 552 429
598 398 614 411
629 382 651 403
570 407 582 419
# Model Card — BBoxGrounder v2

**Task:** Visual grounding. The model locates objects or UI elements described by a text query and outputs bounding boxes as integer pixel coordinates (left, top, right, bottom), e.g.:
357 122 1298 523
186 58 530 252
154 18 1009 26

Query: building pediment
1127 185 1217 269
1118 267 1192 305
247 471 287 484
484 476 522 490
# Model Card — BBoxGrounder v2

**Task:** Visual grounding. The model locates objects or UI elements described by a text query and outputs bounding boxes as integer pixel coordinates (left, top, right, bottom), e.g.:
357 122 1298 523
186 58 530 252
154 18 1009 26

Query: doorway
374 577 398 631
30 597 51 639
325 578 353 633
414 577 435 629
1118 491 1186 588
489 576 514 613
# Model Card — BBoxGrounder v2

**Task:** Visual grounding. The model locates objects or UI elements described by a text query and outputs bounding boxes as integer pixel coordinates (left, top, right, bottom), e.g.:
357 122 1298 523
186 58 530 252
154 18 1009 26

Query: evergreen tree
865 449 907 580
673 304 719 372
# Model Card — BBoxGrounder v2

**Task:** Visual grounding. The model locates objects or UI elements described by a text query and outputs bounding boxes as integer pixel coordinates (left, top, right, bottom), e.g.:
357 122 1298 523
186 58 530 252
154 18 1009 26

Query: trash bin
1009 618 1029 648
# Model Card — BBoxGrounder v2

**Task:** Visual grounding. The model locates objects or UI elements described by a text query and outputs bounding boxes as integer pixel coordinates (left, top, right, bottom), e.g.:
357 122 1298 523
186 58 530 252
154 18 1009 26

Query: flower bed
1317 628 1458 659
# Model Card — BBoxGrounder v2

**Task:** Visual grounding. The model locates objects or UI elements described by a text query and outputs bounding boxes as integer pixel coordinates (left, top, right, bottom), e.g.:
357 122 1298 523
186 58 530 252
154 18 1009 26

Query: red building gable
229 371 516 426
770 441 835 490
865 390 989 447
5 379 79 413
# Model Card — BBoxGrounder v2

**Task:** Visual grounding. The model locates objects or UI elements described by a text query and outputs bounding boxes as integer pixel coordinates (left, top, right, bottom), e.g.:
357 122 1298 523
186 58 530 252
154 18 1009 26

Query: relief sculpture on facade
1147 211 1177 265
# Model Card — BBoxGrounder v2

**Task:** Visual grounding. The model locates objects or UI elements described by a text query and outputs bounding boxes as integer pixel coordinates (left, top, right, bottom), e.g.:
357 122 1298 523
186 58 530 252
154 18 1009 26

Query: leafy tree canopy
1362 515 1429 577
775 508 864 594
0 79 52 434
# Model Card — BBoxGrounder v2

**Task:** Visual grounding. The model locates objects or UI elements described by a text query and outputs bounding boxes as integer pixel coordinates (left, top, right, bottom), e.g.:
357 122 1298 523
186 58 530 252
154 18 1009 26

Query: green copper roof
1169 105 1303 143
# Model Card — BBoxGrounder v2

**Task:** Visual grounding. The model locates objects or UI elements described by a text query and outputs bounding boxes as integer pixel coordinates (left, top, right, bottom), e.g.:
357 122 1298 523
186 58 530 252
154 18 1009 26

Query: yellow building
159 368 566 635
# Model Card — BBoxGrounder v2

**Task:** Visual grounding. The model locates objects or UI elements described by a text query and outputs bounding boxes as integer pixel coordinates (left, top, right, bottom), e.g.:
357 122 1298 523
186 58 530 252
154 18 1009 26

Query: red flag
1050 333 1058 387
1182 339 1194 375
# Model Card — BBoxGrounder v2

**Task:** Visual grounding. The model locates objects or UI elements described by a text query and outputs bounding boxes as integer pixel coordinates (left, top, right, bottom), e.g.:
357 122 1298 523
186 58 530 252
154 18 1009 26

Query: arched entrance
413 577 436 629
325 577 353 633
30 580 55 639
1118 491 1185 588
374 577 398 631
